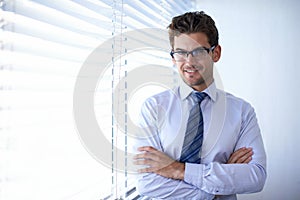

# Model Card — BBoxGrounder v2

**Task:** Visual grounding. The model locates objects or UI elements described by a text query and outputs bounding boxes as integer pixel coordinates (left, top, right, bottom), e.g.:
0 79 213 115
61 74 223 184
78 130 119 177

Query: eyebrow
174 46 207 51
174 48 187 51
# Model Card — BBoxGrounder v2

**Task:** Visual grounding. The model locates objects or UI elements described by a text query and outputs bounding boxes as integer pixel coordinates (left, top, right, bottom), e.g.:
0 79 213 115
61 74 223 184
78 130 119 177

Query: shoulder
217 89 255 113
215 90 259 130
145 87 180 105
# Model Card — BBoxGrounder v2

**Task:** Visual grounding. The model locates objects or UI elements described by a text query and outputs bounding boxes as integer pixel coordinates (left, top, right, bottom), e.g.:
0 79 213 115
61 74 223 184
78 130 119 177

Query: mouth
183 65 203 73
183 69 198 73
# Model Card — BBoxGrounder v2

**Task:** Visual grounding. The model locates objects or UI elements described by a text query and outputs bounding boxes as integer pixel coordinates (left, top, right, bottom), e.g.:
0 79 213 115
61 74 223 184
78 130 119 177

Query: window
0 0 195 199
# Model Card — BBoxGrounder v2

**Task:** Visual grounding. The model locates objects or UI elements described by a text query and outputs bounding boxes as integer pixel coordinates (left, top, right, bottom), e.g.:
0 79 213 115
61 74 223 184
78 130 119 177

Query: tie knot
192 92 207 103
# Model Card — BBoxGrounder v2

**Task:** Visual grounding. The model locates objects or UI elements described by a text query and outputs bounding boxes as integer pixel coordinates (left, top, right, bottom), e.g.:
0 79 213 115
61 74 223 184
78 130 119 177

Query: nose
184 60 196 69
186 52 196 63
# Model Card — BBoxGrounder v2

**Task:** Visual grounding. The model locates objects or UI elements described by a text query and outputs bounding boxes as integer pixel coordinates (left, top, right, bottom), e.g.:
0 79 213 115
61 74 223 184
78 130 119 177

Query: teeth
184 69 197 73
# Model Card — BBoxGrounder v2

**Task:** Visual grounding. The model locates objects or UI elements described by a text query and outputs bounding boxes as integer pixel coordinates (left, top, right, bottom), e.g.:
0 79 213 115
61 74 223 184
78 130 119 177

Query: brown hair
168 11 219 49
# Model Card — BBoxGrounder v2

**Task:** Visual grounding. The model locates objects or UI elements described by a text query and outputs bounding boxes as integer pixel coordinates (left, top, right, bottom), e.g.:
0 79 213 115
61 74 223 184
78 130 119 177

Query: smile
183 69 198 73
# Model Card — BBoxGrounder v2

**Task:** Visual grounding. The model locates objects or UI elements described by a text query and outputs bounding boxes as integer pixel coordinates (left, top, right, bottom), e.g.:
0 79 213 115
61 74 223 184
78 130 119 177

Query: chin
187 76 204 84
184 79 204 87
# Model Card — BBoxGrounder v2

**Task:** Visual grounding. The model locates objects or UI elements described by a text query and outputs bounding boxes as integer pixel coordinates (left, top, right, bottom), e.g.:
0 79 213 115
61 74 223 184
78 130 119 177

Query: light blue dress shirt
134 81 267 200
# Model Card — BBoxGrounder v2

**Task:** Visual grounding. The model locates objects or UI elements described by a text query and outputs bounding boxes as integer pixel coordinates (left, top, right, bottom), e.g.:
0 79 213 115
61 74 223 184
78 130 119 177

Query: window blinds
0 0 195 199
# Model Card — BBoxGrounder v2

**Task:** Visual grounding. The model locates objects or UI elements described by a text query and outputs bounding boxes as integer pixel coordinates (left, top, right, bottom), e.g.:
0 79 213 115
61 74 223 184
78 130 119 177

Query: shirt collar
179 79 217 102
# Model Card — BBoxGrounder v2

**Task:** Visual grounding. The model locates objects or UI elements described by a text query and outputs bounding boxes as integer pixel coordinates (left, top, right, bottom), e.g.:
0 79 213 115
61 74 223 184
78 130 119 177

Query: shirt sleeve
134 98 215 200
184 102 267 195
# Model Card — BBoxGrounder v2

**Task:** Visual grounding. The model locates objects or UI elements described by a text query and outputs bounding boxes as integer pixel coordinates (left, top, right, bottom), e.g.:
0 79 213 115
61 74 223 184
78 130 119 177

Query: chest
157 97 242 163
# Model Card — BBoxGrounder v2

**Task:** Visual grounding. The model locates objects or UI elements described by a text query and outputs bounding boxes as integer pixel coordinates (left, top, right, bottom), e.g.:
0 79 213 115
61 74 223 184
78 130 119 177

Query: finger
137 146 157 152
133 159 153 166
228 148 246 163
236 150 253 163
228 148 252 163
133 152 157 160
237 147 252 156
244 156 252 164
232 149 252 163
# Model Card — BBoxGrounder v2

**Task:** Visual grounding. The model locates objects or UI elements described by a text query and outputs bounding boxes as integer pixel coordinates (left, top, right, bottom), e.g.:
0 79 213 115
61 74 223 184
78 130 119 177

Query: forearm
137 172 215 199
184 162 266 195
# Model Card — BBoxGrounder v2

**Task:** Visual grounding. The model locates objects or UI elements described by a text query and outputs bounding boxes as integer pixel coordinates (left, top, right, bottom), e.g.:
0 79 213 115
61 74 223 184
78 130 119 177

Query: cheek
201 59 214 70
175 62 184 70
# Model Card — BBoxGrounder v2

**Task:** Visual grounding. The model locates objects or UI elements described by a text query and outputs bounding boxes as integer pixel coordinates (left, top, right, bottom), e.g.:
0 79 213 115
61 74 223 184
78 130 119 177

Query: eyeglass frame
170 45 216 61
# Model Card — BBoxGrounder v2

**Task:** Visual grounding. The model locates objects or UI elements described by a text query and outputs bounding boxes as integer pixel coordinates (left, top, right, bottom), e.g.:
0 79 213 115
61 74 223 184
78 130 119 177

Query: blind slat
1 0 195 199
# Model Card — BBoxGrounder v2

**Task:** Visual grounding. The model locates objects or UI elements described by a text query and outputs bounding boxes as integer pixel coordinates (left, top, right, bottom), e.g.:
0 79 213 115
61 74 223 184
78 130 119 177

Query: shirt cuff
184 163 215 200
184 163 204 188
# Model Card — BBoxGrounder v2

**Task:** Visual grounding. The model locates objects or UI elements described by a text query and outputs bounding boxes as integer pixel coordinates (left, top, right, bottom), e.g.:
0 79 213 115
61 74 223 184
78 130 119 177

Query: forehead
173 32 209 50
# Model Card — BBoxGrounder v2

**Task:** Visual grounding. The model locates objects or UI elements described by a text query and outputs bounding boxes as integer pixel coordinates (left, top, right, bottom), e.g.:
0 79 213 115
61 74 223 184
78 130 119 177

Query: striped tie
180 92 207 164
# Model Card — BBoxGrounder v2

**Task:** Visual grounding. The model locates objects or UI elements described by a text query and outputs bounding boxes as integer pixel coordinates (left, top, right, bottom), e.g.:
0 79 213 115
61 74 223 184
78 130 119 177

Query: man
133 11 266 200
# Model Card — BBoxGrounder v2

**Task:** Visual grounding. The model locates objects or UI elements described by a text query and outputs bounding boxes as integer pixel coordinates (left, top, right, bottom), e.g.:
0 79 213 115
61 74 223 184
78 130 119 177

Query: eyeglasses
170 46 216 62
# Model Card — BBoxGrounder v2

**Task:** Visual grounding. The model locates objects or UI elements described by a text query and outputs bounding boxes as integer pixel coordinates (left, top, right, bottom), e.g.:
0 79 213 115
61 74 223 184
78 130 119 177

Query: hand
133 146 185 180
227 147 253 164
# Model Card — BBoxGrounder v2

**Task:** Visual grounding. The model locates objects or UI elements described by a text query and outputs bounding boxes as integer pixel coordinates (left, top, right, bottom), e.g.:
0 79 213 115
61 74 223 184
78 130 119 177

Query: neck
191 78 214 92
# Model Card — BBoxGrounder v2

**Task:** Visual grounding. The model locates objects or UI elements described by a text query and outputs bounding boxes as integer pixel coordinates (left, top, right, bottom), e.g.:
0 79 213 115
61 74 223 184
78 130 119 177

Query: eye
176 51 187 56
192 48 206 56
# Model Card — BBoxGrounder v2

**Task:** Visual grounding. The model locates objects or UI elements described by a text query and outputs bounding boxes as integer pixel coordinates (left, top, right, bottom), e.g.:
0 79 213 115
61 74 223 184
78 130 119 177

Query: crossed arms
132 99 267 199
133 147 257 199
134 146 253 180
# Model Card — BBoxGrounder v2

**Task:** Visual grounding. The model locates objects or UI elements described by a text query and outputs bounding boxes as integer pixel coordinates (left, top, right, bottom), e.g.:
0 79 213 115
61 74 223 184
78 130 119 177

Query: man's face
172 32 220 91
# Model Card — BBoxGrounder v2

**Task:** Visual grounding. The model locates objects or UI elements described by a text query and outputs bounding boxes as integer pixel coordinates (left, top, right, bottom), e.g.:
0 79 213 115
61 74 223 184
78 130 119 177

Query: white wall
195 0 300 199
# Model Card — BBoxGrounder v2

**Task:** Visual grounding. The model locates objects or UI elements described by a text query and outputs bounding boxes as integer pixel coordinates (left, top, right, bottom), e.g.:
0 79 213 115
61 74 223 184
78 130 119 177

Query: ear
212 45 221 62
